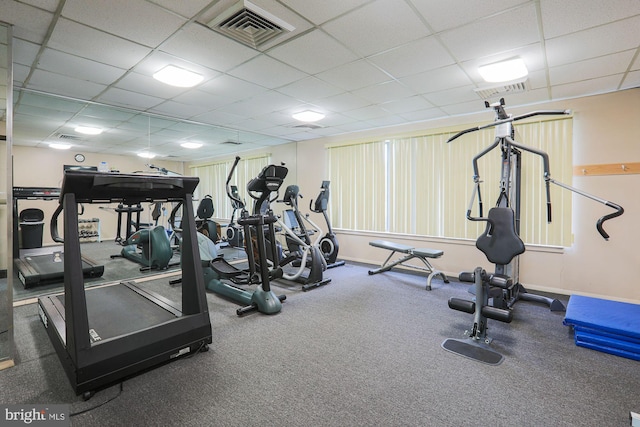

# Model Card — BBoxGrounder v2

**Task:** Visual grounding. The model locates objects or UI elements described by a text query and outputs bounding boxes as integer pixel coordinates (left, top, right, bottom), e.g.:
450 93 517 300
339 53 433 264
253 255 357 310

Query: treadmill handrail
60 170 199 204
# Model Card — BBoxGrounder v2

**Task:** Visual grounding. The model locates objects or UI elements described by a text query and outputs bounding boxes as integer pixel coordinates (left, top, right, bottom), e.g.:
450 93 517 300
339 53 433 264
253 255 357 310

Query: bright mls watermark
0 405 69 426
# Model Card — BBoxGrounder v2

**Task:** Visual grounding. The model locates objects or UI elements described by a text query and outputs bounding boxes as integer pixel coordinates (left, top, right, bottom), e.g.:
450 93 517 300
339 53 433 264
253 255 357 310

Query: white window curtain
327 116 573 246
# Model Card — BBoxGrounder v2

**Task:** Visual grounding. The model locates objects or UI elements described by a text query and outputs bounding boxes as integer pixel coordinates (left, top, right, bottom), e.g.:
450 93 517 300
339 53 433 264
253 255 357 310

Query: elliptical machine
224 185 244 248
276 185 331 291
309 181 344 268
207 156 287 316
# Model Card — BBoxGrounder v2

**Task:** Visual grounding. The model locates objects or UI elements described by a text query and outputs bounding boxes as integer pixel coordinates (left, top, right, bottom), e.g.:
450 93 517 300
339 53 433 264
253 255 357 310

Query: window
189 154 271 219
327 117 573 246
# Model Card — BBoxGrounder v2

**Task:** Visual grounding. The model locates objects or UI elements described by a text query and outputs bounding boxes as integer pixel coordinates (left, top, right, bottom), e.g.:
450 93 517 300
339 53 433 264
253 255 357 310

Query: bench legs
368 250 449 290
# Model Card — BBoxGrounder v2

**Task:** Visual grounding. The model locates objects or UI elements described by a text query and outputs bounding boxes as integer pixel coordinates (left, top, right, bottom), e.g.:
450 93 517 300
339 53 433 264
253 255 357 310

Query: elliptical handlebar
226 156 244 209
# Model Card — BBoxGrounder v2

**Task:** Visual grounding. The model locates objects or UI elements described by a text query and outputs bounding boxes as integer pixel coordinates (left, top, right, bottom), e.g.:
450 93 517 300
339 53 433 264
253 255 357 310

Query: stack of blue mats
563 295 640 361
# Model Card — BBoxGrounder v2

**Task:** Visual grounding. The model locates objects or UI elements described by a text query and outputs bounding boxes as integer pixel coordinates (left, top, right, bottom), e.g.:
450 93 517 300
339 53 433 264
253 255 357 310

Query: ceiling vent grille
474 78 529 100
208 1 294 49
54 133 82 141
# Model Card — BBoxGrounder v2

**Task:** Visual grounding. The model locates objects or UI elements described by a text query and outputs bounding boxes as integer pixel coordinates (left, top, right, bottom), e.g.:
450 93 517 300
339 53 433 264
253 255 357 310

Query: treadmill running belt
56 284 178 341
17 251 104 288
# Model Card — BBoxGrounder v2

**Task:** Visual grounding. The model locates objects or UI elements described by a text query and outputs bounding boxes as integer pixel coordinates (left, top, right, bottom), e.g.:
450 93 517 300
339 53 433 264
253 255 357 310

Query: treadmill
13 187 104 288
38 171 212 398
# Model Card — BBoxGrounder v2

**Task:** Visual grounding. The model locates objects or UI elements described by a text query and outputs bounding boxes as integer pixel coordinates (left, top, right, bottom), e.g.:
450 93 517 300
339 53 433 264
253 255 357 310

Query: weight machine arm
453 101 623 240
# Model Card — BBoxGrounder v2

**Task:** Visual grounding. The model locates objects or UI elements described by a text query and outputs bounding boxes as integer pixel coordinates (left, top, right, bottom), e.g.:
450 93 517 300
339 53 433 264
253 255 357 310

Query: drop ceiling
3 0 640 161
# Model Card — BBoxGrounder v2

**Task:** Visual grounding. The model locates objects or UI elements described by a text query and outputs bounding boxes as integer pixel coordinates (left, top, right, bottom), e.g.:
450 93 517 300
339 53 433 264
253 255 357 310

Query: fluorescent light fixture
478 58 528 83
49 143 71 150
153 65 204 88
75 126 103 135
292 111 325 122
137 152 156 159
181 142 203 149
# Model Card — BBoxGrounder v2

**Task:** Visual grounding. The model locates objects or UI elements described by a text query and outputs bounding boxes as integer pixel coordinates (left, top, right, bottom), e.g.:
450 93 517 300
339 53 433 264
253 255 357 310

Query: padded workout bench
368 240 449 290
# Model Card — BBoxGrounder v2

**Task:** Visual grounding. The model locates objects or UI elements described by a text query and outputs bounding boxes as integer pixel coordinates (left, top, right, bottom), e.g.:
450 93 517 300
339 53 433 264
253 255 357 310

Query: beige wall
296 89 640 304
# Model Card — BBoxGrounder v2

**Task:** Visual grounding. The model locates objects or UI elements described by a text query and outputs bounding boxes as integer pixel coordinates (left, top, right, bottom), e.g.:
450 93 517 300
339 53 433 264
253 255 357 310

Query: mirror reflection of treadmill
13 186 104 288
37 171 212 398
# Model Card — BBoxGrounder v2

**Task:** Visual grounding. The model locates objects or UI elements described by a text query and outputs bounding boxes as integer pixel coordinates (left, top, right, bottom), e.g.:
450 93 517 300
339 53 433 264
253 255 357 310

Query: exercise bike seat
476 207 525 266
197 195 214 219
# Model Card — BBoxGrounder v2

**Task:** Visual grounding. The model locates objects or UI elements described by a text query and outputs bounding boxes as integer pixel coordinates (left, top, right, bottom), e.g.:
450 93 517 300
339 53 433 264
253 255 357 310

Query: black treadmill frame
38 171 212 396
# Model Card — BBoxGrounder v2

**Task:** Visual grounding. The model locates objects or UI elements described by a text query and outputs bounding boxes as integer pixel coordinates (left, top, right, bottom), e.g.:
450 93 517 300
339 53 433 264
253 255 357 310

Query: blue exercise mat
564 295 640 360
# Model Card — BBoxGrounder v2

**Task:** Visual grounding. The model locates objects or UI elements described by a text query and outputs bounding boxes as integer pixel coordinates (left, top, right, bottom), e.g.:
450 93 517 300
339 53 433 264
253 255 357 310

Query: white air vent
54 133 82 141
207 1 295 49
474 78 529 100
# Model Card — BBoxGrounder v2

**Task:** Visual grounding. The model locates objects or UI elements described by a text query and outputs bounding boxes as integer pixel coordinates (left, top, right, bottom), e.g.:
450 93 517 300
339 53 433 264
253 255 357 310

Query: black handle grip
447 127 479 143
596 202 624 240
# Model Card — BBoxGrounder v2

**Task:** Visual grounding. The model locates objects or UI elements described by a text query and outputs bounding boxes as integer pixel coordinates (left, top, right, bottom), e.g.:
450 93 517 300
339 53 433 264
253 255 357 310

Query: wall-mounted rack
573 162 640 176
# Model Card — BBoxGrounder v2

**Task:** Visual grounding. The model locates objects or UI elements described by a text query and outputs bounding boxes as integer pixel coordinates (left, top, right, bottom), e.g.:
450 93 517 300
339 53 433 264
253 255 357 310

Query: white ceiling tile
48 18 152 69
13 63 31 87
399 107 446 123
268 30 358 74
12 39 40 67
277 77 343 102
439 3 540 62
115 72 191 99
228 55 307 89
2 1 54 43
148 0 214 18
279 0 370 25
131 51 221 81
97 87 165 110
343 104 390 121
170 90 230 111
222 91 298 117
28 69 107 100
315 92 371 113
423 85 480 107
439 99 487 116
352 81 415 104
410 0 528 33
549 50 636 86
551 74 625 99
148 100 212 119
316 60 391 91
160 23 259 72
546 15 640 67
541 0 640 39
62 0 188 48
620 72 640 90
198 75 268 103
192 109 246 127
38 49 127 85
400 64 472 94
381 96 434 114
322 0 431 57
367 36 455 78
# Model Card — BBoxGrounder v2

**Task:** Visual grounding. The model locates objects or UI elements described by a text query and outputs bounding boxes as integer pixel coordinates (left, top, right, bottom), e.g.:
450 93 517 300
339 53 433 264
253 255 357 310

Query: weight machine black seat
476 207 525 265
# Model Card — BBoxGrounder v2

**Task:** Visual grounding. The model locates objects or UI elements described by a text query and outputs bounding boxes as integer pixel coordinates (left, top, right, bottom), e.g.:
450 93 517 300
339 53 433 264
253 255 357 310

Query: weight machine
442 99 624 364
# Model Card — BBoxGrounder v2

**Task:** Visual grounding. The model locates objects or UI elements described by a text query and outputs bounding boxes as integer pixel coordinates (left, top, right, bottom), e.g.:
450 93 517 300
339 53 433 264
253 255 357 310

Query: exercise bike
309 180 345 268
276 185 331 291
207 156 287 315
110 225 176 271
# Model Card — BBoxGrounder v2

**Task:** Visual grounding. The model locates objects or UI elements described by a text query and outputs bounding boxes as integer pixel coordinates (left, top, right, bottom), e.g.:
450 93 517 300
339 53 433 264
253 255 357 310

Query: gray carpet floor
1 262 638 426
